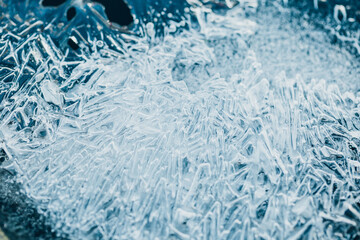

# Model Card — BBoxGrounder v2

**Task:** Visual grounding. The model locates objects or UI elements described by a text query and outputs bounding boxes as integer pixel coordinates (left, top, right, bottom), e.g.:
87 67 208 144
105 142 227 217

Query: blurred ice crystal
1 0 360 239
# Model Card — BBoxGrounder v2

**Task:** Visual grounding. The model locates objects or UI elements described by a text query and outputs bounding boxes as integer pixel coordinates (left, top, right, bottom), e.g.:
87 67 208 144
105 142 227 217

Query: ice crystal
1 0 360 239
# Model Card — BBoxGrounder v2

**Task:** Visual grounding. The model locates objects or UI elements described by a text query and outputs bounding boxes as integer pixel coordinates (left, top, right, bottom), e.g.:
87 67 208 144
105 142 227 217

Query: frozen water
1 0 360 239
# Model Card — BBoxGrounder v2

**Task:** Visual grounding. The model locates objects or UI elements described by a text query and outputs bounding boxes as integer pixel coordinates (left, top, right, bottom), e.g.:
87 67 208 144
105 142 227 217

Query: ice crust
1 0 360 239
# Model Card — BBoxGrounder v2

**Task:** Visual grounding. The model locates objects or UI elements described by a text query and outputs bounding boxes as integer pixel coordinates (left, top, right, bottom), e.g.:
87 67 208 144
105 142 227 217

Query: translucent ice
1 0 360 239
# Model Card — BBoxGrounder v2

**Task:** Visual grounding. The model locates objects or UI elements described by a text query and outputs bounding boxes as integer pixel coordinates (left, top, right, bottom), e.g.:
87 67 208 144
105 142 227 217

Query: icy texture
287 0 360 57
1 0 360 239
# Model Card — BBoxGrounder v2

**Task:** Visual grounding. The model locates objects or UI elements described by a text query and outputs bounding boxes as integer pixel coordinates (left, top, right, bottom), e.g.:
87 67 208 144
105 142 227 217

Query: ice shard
1 0 360 239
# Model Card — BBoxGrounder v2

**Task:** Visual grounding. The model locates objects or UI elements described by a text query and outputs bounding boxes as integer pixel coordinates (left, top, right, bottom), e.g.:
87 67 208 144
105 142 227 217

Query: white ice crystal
1 1 360 239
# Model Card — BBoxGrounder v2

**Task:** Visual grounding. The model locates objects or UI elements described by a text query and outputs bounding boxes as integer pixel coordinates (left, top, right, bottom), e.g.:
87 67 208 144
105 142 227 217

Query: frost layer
1 1 360 239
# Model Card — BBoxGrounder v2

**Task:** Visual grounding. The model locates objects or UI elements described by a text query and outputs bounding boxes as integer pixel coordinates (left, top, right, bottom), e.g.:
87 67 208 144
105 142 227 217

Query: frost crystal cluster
1 0 360 239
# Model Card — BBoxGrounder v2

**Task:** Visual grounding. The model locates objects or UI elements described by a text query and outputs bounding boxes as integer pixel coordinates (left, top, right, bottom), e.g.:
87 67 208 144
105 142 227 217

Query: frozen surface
1 0 360 239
